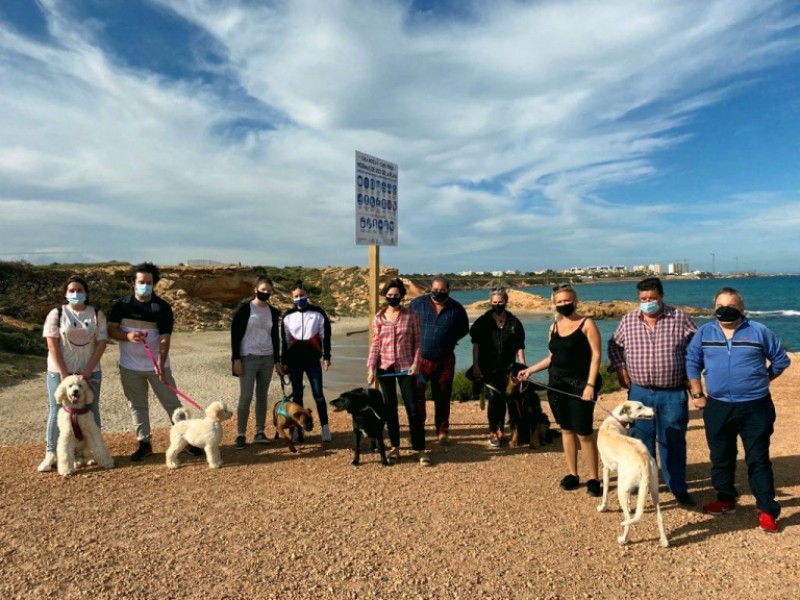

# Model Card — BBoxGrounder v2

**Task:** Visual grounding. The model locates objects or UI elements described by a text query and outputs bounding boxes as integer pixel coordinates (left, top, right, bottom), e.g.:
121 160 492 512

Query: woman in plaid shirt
367 278 425 465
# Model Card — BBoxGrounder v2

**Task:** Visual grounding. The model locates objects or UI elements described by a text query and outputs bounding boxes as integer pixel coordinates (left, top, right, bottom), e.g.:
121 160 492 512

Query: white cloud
0 0 798 271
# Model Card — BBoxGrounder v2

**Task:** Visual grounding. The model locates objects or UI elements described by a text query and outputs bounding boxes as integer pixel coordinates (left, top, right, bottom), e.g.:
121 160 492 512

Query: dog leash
141 338 204 411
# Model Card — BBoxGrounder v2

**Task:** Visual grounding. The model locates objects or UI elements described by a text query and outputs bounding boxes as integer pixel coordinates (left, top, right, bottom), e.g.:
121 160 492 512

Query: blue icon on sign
357 175 363 187
357 193 363 206
360 217 366 228
378 220 384 231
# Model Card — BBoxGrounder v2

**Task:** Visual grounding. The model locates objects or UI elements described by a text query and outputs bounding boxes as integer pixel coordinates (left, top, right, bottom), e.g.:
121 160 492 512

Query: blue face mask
639 300 660 316
136 283 153 297
65 293 86 305
294 297 309 310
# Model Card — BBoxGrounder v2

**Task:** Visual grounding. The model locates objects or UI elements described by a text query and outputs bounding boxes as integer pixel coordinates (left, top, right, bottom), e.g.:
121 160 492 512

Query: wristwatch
691 392 705 399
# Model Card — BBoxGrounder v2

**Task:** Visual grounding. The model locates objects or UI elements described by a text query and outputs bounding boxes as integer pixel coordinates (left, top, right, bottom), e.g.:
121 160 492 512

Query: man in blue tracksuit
686 287 790 533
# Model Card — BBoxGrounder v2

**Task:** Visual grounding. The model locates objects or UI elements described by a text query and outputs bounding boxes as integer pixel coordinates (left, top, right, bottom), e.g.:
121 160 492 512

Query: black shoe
559 474 580 491
130 441 153 462
235 435 246 450
586 479 602 497
185 444 204 457
674 491 696 507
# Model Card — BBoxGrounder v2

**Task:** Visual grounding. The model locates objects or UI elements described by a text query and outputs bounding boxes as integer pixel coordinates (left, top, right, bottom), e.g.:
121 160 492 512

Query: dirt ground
1 327 799 599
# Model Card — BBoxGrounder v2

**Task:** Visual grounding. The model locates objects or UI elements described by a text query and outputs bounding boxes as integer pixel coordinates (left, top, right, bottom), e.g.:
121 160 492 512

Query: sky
1 0 799 275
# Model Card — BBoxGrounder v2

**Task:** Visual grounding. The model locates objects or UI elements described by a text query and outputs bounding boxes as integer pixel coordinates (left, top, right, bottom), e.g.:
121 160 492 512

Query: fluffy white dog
55 375 114 477
597 400 669 547
166 401 233 469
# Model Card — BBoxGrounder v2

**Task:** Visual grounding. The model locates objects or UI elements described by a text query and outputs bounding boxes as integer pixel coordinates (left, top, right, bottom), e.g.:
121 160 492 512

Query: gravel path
1 331 798 599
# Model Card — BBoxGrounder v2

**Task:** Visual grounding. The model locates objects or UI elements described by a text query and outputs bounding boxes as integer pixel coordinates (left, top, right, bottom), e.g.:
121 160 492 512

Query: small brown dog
272 400 314 453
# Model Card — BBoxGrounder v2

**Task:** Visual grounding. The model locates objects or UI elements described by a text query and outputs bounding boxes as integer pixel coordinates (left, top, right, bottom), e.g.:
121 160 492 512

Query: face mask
386 297 402 308
492 303 506 314
715 306 743 323
555 303 575 317
639 301 660 316
432 291 449 303
294 297 309 310
65 293 86 305
136 283 153 297
256 291 271 302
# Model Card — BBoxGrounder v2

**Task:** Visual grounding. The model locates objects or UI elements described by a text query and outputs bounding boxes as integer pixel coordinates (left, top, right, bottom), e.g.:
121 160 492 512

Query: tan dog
166 401 233 469
55 375 114 477
597 400 669 547
272 400 314 453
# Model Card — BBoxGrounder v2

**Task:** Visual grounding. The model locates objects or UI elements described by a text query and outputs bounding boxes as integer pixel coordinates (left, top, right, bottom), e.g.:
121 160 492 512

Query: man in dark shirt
409 277 469 455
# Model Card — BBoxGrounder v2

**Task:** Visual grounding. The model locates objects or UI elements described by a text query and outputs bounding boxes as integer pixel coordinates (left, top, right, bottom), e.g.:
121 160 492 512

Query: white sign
355 150 398 246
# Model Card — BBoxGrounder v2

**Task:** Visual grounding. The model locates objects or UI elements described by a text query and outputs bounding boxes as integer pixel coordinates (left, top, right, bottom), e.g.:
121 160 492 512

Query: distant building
185 259 226 266
668 262 689 275
648 264 664 274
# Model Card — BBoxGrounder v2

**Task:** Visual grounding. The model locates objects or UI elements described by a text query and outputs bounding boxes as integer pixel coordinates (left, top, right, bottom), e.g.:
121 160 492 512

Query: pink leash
141 338 204 411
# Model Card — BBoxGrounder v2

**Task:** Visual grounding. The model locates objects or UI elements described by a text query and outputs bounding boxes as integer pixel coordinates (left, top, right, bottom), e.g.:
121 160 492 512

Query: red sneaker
703 500 736 515
758 511 779 534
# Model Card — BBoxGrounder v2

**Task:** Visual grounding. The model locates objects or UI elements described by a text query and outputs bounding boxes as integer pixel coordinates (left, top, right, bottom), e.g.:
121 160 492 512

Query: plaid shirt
367 306 422 372
607 305 698 388
408 295 469 360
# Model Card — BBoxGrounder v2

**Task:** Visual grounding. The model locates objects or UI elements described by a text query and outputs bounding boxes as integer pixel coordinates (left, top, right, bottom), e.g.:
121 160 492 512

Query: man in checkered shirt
607 277 698 507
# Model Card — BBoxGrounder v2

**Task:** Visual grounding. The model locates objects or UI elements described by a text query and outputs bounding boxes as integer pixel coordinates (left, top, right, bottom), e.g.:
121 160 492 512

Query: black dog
506 363 552 449
330 387 388 466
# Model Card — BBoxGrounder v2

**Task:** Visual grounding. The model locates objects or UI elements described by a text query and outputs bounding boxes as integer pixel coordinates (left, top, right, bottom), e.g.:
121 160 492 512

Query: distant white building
668 262 689 275
649 264 664 274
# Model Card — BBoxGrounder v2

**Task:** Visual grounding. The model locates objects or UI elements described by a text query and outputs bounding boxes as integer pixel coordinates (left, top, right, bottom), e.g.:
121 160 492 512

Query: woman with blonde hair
518 284 602 496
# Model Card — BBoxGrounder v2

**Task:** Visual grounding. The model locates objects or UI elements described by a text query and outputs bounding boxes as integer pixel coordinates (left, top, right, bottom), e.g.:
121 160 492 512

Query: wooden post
368 244 380 346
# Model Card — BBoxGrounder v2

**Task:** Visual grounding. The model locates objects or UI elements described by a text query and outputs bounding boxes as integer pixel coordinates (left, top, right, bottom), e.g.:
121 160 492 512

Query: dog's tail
172 408 190 424
621 449 653 527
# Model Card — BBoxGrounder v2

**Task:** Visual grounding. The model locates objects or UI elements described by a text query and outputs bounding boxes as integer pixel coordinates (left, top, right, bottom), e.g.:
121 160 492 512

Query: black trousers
378 367 426 451
704 395 779 517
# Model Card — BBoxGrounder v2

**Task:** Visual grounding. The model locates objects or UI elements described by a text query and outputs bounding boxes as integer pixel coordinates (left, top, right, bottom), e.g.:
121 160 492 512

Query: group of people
39 267 790 532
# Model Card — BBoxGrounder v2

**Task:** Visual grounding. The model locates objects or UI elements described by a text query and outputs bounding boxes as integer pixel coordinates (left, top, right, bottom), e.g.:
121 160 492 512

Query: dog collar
63 404 91 441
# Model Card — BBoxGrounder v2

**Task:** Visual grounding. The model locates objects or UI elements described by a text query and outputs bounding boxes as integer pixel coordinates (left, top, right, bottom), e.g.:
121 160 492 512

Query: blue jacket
408 294 469 360
686 318 790 402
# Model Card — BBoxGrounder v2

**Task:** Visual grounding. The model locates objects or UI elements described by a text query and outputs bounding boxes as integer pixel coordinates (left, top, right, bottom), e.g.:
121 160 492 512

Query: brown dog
272 400 314 453
505 363 549 449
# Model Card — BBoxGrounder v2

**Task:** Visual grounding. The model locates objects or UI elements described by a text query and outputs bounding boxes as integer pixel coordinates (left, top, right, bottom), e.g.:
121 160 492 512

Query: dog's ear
55 380 68 406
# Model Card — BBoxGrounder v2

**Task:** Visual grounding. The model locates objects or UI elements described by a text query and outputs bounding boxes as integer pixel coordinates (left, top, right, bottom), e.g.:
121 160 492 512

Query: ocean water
449 275 800 368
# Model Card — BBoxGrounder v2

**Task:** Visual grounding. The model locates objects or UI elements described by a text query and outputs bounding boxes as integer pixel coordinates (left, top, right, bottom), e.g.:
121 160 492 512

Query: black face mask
432 291 449 303
492 304 506 314
715 306 743 323
256 291 271 302
555 303 576 317
386 297 402 308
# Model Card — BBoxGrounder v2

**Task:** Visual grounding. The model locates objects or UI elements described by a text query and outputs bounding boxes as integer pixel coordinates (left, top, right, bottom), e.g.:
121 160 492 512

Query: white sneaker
37 451 56 473
321 424 332 442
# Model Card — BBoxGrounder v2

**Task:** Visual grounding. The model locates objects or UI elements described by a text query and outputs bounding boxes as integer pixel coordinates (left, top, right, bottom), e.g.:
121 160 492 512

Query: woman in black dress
518 284 602 496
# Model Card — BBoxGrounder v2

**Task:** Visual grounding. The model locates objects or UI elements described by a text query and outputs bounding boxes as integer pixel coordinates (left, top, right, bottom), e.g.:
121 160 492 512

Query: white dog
166 401 233 469
596 400 669 547
55 375 114 477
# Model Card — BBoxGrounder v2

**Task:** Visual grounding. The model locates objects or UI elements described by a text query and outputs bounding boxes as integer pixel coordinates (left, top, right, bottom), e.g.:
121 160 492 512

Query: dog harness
276 397 292 420
63 405 91 441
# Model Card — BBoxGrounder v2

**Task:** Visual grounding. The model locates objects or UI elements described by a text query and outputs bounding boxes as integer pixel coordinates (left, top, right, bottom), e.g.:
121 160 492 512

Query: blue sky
1 0 799 274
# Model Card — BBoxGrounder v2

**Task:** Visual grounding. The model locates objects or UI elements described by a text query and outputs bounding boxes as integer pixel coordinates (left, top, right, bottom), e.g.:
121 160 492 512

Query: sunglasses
553 284 572 291
491 286 506 293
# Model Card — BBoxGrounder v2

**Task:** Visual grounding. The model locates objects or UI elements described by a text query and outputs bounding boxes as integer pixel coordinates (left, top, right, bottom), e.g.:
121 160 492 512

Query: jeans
288 361 328 427
628 383 689 494
237 355 275 436
378 367 426 451
414 353 456 435
704 395 779 517
45 371 102 453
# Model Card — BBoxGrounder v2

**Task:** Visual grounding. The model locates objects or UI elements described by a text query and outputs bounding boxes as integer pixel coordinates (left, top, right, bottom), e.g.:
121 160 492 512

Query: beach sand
1 326 798 599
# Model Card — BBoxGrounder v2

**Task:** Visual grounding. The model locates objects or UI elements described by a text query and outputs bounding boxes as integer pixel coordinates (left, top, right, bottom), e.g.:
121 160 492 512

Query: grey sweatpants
119 365 182 443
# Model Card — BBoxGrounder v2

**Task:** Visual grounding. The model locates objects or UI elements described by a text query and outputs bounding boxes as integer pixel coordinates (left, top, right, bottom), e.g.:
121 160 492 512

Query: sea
449 275 800 368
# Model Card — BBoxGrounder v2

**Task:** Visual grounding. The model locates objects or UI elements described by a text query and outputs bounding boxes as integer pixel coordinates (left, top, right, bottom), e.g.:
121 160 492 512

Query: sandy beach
1 324 798 599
